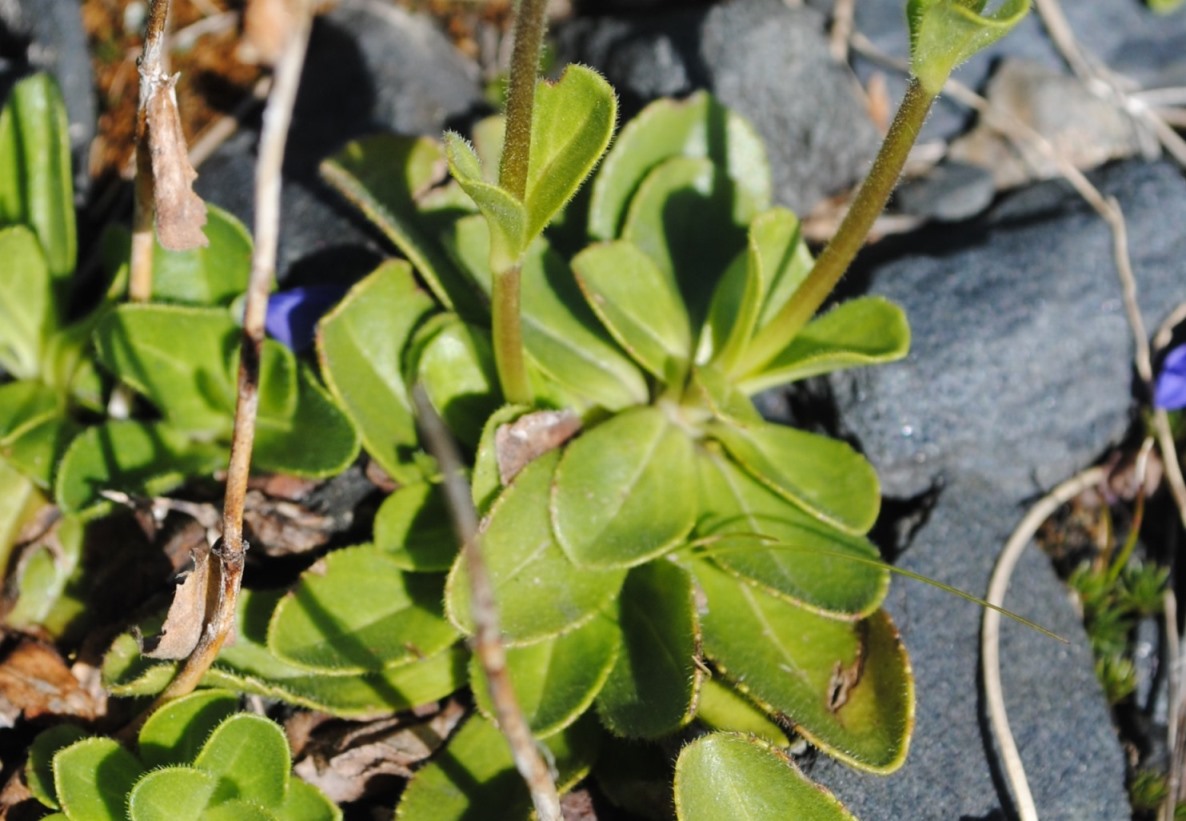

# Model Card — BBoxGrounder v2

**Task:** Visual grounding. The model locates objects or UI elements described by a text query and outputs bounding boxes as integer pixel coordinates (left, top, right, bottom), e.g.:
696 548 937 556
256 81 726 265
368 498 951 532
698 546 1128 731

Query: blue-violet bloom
1154 344 1186 410
265 284 350 351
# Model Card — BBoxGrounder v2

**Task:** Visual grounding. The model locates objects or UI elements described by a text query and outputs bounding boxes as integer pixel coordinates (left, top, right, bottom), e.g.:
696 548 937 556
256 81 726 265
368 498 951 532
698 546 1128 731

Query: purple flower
265 284 350 351
1154 344 1186 410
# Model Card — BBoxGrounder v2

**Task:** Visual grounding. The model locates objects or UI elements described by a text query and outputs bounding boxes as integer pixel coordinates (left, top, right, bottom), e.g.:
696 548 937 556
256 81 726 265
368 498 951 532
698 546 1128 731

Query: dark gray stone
894 160 996 222
0 0 94 199
700 0 881 216
195 0 485 281
845 0 1186 142
556 0 880 215
807 475 1130 820
807 159 1186 817
831 160 1186 501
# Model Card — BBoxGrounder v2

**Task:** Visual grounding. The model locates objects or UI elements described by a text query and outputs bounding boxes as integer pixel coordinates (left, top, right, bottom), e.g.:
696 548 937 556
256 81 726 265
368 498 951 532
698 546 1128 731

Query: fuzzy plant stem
489 0 548 405
130 0 171 302
738 77 935 376
155 3 314 704
412 387 562 821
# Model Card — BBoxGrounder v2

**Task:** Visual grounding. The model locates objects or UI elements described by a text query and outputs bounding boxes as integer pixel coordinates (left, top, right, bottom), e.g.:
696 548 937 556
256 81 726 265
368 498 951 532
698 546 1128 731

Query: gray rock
553 11 706 117
831 159 1186 501
948 59 1150 190
894 160 996 222
808 159 1186 817
700 0 881 216
195 0 484 281
557 0 880 215
845 0 1186 142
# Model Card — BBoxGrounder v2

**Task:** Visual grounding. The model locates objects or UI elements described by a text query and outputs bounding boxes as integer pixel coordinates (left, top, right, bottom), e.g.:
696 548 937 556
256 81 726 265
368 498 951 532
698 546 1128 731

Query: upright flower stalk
489 0 549 405
737 0 1029 378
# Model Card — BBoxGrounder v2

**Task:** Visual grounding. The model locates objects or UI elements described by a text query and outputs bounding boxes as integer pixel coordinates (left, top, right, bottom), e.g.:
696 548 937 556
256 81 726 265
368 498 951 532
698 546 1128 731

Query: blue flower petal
1154 344 1186 410
265 285 349 351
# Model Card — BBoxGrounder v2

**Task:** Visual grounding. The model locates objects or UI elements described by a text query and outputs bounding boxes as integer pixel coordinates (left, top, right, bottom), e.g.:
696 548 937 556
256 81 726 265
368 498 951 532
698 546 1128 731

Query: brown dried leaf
243 489 335 557
146 75 208 252
292 700 465 803
142 541 218 659
0 638 103 724
495 409 582 485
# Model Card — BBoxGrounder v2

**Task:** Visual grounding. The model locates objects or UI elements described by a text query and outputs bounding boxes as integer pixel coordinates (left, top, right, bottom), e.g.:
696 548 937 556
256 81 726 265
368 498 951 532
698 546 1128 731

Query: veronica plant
103 1 1031 817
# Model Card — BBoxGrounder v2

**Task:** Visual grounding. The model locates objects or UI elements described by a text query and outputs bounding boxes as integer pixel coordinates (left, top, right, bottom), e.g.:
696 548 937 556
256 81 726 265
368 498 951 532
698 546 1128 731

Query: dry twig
152 0 316 707
1033 0 1186 167
412 388 562 821
982 466 1107 821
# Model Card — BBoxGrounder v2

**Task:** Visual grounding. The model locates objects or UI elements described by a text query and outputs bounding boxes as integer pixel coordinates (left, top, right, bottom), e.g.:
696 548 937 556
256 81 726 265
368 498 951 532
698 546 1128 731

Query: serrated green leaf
253 363 360 478
26 724 87 810
0 380 59 440
202 799 279 821
316 261 435 485
415 316 500 448
522 65 617 241
94 304 237 434
278 779 342 821
471 611 619 738
704 207 813 372
552 407 697 568
0 226 53 378
147 204 251 306
908 0 1031 94
128 766 221 821
674 733 855 820
375 481 458 571
695 678 788 745
0 74 75 292
571 241 692 382
138 689 240 769
696 452 888 617
691 559 913 772
55 419 224 514
445 133 529 274
438 213 495 296
268 545 458 674
740 297 910 393
53 737 143 821
708 419 880 536
104 589 468 719
686 365 762 426
0 379 71 488
701 248 758 370
597 561 700 738
193 713 290 806
395 713 600 821
321 134 484 317
446 451 627 643
520 238 648 411
435 219 628 407
622 157 760 328
1 411 76 489
589 91 771 242
751 207 814 331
